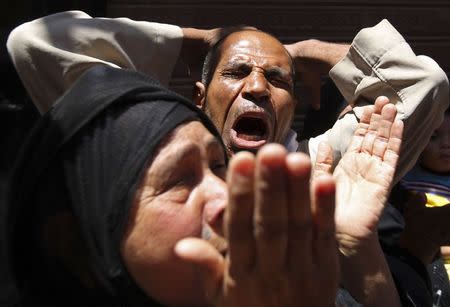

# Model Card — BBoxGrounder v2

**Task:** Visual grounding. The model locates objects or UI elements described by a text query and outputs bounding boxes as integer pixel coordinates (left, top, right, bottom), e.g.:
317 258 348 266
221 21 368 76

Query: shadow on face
121 120 228 306
421 115 450 174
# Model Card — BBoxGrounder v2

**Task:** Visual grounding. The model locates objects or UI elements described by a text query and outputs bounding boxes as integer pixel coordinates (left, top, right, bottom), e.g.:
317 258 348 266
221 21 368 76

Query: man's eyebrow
221 59 293 83
265 67 292 79
224 61 291 75
221 60 251 70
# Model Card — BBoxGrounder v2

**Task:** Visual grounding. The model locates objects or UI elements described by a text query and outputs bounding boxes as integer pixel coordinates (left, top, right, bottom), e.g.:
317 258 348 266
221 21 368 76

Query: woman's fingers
286 152 314 271
175 238 225 302
311 174 337 265
254 144 288 275
311 174 339 304
220 145 339 305
225 152 256 277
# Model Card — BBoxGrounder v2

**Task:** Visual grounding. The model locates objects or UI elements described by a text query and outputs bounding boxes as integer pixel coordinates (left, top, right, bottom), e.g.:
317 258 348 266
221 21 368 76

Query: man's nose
202 173 228 237
242 70 270 103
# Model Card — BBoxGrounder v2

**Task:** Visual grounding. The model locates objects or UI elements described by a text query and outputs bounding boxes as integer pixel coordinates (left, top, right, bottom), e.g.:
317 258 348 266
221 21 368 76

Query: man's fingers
383 119 403 167
372 103 397 158
286 152 314 270
175 238 225 302
313 142 333 179
373 95 390 114
359 105 374 126
361 115 380 155
361 96 391 155
348 105 373 153
254 144 288 274
225 152 255 275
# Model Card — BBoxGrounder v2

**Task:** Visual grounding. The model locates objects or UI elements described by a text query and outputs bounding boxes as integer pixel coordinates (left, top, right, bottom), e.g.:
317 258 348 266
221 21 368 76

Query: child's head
421 108 450 174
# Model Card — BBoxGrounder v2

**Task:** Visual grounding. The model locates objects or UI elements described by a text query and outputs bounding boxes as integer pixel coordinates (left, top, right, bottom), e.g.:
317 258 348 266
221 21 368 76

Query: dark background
1 0 450 195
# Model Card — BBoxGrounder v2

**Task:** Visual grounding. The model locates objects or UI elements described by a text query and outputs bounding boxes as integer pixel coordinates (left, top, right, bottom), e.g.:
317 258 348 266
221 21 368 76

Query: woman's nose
202 173 228 236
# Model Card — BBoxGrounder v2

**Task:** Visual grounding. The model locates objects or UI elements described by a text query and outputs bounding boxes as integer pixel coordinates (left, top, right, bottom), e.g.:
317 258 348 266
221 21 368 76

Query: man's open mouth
230 113 271 149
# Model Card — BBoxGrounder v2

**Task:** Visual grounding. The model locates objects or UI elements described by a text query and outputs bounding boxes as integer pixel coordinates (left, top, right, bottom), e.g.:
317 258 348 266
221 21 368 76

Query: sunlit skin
194 30 297 156
119 120 337 307
121 121 228 306
119 99 403 307
421 115 450 174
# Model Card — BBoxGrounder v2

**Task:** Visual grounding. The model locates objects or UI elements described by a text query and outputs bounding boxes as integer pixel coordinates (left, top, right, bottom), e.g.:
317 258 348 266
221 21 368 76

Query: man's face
196 31 297 156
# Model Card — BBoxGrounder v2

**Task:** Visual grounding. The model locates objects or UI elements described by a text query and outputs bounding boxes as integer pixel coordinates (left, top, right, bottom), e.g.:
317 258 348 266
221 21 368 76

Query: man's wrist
180 27 213 77
286 39 349 70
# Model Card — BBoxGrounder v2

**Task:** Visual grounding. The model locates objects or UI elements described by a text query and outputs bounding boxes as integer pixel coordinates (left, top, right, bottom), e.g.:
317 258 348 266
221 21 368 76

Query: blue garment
402 166 450 200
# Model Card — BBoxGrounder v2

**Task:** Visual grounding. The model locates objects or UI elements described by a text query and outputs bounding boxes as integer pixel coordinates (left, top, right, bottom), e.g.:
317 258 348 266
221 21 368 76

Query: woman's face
121 121 228 306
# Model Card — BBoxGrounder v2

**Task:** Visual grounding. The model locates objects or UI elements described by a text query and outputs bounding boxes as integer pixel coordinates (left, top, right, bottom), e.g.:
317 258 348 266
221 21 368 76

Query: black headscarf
5 66 226 306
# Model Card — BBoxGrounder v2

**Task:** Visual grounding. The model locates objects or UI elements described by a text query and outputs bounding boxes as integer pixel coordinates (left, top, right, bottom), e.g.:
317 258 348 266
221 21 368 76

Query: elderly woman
3 65 335 306
4 65 403 306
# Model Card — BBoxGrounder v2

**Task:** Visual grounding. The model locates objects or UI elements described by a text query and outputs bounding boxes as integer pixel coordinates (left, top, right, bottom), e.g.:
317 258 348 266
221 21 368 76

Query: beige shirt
7 11 449 181
7 10 183 113
312 19 449 181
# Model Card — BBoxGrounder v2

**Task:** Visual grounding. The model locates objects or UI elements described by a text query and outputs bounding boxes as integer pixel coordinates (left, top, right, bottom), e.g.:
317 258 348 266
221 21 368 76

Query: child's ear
193 82 206 109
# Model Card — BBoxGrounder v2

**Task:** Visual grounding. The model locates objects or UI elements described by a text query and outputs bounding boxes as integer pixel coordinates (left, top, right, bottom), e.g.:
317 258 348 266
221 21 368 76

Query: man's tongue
236 129 265 141
232 117 268 148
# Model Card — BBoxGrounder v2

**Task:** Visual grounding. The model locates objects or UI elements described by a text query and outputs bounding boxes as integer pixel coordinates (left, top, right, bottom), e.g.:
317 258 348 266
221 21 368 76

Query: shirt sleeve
308 19 449 182
7 10 183 113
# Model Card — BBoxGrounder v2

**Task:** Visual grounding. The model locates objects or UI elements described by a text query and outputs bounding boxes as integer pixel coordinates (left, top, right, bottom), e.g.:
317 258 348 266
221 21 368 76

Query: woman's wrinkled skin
121 121 228 305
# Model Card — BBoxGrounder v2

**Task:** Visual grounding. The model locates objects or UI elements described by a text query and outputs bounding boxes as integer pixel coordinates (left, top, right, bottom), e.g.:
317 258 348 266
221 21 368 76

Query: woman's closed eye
210 160 227 178
149 143 202 195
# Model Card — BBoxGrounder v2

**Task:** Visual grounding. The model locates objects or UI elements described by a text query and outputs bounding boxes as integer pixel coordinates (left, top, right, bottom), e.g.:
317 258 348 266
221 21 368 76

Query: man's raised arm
286 20 449 182
7 10 215 113
298 20 448 182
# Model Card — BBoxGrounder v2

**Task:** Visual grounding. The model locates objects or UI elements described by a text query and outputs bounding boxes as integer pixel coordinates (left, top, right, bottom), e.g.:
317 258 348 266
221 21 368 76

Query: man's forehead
218 32 292 68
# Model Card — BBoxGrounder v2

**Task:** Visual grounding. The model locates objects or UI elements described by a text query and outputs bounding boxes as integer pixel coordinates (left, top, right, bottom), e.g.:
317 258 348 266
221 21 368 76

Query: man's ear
193 81 206 109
